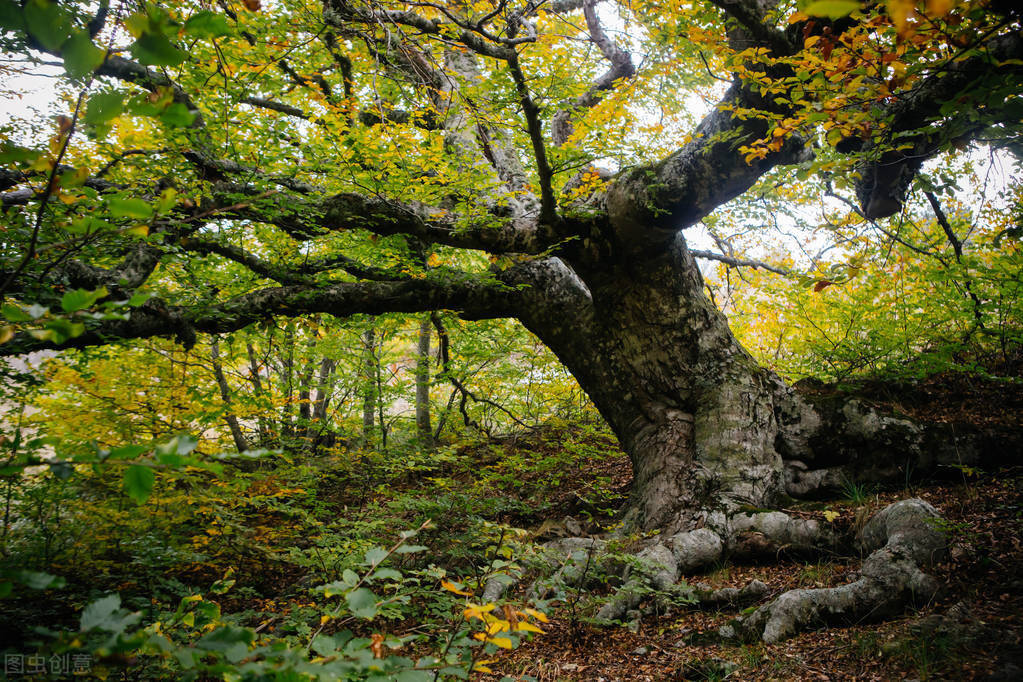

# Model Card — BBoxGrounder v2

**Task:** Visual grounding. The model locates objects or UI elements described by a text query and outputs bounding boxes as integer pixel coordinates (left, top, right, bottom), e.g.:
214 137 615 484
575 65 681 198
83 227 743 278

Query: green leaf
395 544 428 554
62 30 105 79
23 0 71 51
311 633 338 656
43 318 85 343
159 102 196 127
0 0 25 32
61 286 108 313
67 216 116 234
196 625 254 659
84 91 125 128
156 434 198 456
372 568 402 581
80 594 121 631
363 546 389 566
183 11 233 39
107 444 148 460
394 672 434 682
802 0 861 19
346 587 378 619
18 570 65 590
131 30 185 67
0 143 36 165
26 303 47 319
106 196 154 220
127 291 152 307
123 464 155 504
1 304 32 322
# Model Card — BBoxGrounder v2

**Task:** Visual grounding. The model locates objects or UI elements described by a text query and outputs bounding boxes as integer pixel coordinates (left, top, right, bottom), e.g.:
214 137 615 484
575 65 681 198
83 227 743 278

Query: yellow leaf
926 0 953 17
524 607 549 623
0 326 13 345
515 621 545 634
887 0 916 37
486 620 510 635
804 36 821 49
823 510 840 522
320 615 330 625
125 224 149 238
442 580 472 596
473 660 497 674
426 253 441 267
489 636 513 649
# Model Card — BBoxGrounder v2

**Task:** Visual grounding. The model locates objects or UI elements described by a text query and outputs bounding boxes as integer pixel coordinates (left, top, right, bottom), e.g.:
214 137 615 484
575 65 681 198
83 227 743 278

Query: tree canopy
0 0 1019 356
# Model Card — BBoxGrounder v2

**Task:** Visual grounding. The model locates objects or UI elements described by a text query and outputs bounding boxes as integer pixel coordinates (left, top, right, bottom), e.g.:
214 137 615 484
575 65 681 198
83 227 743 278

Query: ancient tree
1 0 1021 638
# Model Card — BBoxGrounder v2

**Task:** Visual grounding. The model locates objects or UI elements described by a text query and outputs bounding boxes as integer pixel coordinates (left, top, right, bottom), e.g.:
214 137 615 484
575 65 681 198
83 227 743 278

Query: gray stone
668 527 723 572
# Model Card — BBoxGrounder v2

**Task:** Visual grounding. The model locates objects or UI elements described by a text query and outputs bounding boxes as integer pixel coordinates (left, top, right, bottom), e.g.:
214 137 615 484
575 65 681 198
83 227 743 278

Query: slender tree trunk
281 324 296 440
361 327 376 448
297 344 316 438
210 338 249 453
415 315 433 446
311 357 336 447
245 342 272 446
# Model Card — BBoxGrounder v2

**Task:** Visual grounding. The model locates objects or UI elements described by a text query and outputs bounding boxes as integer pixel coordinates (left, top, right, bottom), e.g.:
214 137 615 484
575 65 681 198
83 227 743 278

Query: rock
632 646 649 655
636 543 679 590
564 515 584 536
668 527 723 572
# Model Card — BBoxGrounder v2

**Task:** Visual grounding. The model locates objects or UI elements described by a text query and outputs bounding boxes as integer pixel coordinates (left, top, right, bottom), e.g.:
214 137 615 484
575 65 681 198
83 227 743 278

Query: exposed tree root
524 499 946 640
720 498 947 643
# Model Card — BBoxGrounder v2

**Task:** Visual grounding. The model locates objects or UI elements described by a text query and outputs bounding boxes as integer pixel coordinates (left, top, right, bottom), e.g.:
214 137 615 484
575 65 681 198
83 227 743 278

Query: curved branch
551 0 636 146
604 82 809 252
853 31 1023 219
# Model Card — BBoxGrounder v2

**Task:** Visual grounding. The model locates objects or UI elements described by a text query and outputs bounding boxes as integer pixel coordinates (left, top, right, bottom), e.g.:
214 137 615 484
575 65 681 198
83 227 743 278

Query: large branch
323 1 517 60
208 183 550 254
604 82 808 251
853 31 1023 219
0 276 520 357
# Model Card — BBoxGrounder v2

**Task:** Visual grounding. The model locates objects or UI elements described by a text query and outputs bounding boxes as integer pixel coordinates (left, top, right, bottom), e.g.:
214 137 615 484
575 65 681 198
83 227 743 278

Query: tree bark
361 327 376 448
210 338 250 453
245 341 273 447
415 315 433 446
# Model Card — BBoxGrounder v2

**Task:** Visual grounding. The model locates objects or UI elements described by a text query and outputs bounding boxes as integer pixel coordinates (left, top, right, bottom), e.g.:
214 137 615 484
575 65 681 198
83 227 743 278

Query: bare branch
551 0 636 147
691 249 790 276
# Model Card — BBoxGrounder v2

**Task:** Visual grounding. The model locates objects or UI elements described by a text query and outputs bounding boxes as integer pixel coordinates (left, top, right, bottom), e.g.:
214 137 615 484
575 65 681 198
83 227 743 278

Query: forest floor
496 473 1023 681
3 374 1022 681
484 372 1023 681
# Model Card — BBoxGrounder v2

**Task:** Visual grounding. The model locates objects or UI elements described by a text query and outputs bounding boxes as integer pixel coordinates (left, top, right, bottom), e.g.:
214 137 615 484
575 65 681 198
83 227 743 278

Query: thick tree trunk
509 234 787 533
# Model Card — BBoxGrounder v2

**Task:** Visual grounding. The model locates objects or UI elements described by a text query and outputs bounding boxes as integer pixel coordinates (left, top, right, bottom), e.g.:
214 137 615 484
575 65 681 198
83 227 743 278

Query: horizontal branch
0 276 520 357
